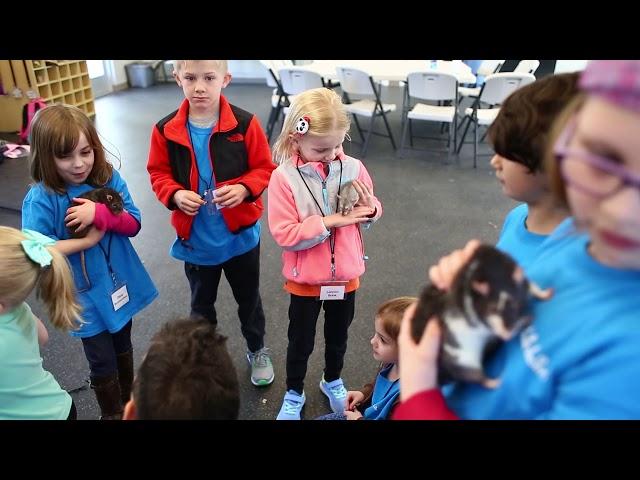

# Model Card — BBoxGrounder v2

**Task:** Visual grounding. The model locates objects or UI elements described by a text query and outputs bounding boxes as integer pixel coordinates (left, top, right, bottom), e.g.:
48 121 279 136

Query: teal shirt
0 303 72 420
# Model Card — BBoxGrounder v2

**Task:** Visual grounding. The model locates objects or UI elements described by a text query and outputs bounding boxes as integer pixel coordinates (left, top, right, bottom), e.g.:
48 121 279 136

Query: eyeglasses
554 116 640 199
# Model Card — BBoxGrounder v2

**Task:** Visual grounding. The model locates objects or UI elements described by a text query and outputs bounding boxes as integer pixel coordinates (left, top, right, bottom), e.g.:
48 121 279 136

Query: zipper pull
322 180 328 210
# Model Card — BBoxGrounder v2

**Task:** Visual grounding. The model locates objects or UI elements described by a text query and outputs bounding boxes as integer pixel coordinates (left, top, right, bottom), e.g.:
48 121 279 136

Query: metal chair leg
457 115 472 154
473 117 478 168
362 115 376 157
352 114 365 143
380 109 396 150
399 115 410 158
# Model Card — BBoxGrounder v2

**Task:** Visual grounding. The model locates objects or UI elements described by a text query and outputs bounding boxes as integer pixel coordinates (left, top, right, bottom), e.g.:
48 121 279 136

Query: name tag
203 189 218 215
111 284 130 311
320 285 345 300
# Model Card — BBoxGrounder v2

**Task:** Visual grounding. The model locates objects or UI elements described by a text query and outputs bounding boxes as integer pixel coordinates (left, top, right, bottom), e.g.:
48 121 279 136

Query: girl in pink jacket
268 88 383 420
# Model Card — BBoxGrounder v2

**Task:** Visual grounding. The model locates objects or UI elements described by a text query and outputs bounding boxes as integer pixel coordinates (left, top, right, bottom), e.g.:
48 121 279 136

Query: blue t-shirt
496 204 548 272
170 121 260 265
22 170 158 338
364 364 400 420
445 219 640 419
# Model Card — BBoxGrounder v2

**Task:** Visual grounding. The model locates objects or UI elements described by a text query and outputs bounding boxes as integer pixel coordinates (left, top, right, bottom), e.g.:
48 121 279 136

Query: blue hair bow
21 229 55 267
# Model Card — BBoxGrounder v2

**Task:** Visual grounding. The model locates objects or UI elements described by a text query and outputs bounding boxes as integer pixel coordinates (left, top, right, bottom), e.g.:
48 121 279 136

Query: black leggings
286 292 356 393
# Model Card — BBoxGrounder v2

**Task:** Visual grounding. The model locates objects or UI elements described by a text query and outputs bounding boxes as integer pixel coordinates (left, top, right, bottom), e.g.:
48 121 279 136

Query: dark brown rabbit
67 187 124 238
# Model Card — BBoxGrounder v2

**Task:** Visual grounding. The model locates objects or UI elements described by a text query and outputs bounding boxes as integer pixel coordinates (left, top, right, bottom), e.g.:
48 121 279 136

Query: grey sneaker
247 347 275 386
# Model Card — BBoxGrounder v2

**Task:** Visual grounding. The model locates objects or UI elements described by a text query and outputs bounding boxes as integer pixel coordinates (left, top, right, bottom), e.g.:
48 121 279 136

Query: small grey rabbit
337 181 360 216
410 245 552 389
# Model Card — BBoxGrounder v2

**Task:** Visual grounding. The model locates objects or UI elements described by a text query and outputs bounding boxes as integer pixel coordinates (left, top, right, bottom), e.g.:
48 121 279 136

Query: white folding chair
336 66 397 157
457 60 505 100
258 60 294 142
514 60 540 75
456 72 536 167
400 71 459 160
276 67 326 130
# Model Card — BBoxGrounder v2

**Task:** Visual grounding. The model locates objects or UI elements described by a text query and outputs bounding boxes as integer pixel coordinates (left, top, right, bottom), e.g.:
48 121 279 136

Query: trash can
125 62 155 88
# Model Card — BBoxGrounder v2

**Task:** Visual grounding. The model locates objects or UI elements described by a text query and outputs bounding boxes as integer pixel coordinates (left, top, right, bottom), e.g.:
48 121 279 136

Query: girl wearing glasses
393 61 640 420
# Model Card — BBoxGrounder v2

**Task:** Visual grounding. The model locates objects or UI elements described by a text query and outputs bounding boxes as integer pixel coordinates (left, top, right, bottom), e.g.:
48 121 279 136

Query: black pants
286 291 356 394
80 320 132 379
184 243 265 353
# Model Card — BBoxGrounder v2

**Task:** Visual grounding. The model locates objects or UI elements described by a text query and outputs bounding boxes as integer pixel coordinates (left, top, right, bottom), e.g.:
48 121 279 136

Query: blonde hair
376 296 418 342
0 226 82 331
271 88 351 165
173 60 228 75
544 93 588 209
29 104 113 194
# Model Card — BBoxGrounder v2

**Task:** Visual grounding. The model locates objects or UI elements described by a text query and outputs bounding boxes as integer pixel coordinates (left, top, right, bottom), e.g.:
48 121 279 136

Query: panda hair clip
295 116 311 135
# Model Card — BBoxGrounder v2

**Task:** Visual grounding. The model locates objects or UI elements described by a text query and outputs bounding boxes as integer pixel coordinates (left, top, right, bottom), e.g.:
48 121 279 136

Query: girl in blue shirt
22 104 158 419
317 297 415 420
395 61 640 420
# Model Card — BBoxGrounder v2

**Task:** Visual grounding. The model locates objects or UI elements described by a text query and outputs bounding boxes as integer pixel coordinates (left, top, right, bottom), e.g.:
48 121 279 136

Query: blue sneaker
319 376 347 414
276 390 306 420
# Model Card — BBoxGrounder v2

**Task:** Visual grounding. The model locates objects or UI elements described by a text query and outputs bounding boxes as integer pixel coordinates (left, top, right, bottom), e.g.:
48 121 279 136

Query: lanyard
296 156 343 280
187 120 214 192
97 232 119 286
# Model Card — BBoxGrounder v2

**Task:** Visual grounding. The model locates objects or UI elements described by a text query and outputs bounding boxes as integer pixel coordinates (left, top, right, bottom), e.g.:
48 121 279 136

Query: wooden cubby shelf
0 60 96 131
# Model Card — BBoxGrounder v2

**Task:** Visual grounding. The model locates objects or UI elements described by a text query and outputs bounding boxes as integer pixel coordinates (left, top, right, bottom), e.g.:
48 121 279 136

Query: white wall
107 60 137 87
554 60 590 74
109 60 265 86
228 60 265 81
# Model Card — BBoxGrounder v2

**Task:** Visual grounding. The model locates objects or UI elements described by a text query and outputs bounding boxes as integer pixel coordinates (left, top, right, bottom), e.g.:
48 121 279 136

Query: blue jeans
81 319 132 379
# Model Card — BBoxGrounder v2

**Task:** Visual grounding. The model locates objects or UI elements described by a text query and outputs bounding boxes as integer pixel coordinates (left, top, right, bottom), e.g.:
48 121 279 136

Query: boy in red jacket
147 60 276 386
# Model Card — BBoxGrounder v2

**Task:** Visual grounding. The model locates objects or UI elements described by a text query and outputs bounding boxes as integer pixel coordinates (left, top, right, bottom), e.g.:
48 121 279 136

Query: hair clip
21 229 55 268
295 116 310 135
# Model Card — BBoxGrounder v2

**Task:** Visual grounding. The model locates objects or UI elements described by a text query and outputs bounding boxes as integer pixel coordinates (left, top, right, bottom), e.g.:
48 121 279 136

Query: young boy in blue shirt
488 72 579 269
147 61 276 386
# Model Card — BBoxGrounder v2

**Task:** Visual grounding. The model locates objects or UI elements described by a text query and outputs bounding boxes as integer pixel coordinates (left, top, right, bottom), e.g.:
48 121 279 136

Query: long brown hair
29 104 113 193
0 226 82 330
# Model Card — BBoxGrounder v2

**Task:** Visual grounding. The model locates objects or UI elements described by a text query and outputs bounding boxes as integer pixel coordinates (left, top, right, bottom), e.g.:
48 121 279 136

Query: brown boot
116 349 134 405
91 372 123 420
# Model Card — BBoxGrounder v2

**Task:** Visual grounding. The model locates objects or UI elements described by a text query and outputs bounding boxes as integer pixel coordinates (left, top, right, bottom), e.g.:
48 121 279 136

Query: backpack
19 98 47 144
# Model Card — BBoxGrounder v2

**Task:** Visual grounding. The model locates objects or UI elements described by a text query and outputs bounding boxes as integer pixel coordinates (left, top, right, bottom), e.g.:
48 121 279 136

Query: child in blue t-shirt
147 60 276 388
316 297 415 420
22 104 158 419
488 72 579 269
